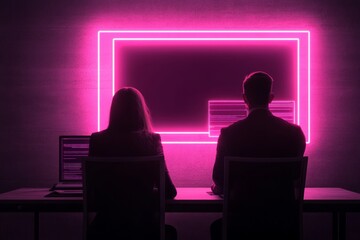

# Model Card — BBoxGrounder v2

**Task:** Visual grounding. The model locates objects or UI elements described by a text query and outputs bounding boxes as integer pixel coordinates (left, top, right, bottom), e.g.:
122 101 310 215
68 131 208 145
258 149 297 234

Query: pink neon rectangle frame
98 30 310 144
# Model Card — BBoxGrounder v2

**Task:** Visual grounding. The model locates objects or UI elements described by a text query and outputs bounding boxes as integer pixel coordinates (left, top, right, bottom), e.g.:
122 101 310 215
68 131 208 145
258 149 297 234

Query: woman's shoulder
136 131 162 142
148 131 161 139
90 130 107 139
91 130 161 145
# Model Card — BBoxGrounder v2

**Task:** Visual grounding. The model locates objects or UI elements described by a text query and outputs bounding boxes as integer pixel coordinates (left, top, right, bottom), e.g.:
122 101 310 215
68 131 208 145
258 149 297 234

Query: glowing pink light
157 132 209 134
98 30 310 144
162 141 218 145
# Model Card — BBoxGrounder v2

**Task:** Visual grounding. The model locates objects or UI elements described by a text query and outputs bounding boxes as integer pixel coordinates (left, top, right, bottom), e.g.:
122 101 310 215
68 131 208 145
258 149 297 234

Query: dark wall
1 0 360 192
1 0 360 239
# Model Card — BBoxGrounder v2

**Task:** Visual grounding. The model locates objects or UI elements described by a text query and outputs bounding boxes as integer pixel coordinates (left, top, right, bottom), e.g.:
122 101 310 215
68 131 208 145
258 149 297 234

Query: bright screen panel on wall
98 30 310 144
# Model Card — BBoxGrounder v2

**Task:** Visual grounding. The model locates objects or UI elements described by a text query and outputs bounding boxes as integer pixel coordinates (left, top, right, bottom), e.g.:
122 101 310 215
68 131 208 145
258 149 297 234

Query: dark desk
1 187 360 240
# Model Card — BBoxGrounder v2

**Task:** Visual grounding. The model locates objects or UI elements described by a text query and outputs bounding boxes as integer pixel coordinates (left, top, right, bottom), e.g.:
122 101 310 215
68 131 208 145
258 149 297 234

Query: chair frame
82 156 165 240
223 156 308 240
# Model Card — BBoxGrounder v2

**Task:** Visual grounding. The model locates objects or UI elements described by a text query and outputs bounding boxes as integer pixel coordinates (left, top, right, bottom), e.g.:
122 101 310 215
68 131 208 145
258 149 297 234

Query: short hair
108 87 153 132
243 71 273 106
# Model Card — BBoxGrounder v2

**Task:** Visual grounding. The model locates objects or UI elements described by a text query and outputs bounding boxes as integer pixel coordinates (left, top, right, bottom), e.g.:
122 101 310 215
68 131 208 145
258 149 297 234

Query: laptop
50 135 90 192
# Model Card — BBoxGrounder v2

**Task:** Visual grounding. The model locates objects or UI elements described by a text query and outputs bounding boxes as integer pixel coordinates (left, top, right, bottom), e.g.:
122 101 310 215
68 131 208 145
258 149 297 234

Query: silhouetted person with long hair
88 87 177 240
210 71 306 239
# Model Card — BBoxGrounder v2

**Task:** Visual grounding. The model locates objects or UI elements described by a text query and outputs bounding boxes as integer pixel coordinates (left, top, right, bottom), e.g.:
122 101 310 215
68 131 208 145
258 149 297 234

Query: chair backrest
223 156 308 240
82 156 165 240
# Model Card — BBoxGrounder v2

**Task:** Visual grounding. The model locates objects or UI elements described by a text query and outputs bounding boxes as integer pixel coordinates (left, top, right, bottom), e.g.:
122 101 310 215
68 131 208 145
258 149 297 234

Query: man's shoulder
217 120 250 145
220 114 304 137
221 119 247 134
271 115 306 144
272 115 303 132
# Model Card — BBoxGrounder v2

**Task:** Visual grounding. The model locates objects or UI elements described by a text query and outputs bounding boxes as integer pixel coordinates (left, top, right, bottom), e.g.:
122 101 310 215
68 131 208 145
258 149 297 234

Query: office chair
223 156 308 240
82 156 165 240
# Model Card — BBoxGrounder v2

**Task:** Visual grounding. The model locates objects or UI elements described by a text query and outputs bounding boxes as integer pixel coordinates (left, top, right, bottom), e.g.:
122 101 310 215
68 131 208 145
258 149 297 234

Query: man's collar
248 106 270 114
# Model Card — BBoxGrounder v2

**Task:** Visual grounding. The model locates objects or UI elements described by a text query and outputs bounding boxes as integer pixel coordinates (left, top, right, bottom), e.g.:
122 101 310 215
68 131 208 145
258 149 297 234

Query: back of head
108 87 153 132
243 71 273 107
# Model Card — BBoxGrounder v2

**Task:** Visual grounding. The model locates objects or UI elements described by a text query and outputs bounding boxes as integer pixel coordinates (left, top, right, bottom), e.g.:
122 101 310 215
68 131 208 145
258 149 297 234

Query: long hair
107 87 153 132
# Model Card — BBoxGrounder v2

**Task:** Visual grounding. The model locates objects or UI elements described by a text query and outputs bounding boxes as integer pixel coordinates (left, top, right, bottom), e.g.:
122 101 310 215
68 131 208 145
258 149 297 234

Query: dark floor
0 212 360 240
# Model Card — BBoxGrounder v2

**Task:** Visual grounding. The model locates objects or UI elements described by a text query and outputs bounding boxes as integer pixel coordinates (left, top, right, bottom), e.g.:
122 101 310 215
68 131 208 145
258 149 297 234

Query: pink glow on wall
97 30 310 144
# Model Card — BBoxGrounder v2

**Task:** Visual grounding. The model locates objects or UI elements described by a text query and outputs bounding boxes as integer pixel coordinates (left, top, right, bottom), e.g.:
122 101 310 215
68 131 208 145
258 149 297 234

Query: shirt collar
248 106 270 115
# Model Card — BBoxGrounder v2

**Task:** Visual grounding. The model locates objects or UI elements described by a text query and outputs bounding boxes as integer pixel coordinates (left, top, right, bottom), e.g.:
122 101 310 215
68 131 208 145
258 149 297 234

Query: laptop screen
59 136 90 182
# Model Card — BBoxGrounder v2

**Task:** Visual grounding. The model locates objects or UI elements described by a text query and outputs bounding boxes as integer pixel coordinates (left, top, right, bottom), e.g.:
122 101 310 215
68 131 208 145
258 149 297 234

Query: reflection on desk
0 187 360 212
46 190 83 198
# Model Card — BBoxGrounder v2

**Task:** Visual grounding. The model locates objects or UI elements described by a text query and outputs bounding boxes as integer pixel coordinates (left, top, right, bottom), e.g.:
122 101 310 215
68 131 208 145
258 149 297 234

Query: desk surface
1 187 360 200
0 187 360 212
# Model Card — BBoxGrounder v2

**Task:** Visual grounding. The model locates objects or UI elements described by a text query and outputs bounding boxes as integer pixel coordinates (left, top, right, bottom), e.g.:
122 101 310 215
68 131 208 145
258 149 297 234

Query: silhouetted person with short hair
89 87 177 240
210 71 306 239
